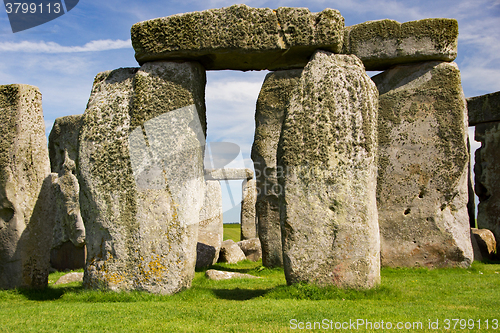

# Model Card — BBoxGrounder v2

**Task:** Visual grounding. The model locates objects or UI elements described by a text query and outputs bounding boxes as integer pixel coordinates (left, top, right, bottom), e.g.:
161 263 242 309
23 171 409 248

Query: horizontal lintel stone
205 168 254 180
131 4 344 71
467 91 500 126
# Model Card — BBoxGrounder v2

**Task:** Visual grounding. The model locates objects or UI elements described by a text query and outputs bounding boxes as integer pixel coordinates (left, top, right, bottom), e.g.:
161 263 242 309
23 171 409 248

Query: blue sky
1 0 499 222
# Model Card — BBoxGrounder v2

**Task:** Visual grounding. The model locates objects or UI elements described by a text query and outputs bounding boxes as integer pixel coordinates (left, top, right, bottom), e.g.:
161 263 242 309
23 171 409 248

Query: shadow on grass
17 285 83 301
211 287 269 300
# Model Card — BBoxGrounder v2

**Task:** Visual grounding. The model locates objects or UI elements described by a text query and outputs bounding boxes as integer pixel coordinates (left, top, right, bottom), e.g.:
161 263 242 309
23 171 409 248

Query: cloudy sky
1 0 498 222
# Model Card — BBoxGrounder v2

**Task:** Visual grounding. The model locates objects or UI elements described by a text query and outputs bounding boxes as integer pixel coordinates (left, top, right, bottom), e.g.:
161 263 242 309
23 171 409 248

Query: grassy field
0 259 499 332
223 223 241 242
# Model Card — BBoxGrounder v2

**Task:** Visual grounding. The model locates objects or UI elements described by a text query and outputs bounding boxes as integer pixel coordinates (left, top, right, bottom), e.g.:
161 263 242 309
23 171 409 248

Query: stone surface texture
471 228 497 260
205 269 260 281
132 5 344 70
48 115 86 254
54 272 84 285
237 238 262 261
196 180 223 268
204 168 253 180
475 121 500 253
78 62 207 295
218 239 246 264
0 84 54 289
467 91 500 126
240 178 257 240
252 69 302 267
277 51 380 288
373 61 473 268
343 18 458 71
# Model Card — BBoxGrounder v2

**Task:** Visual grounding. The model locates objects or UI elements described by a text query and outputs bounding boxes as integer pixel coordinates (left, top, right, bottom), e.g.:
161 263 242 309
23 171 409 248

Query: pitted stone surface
131 5 344 70
252 69 302 267
343 18 458 71
373 61 473 268
204 168 253 180
278 51 380 288
468 91 500 126
48 115 85 254
78 62 207 295
197 180 223 268
475 121 500 253
240 178 257 240
0 84 54 289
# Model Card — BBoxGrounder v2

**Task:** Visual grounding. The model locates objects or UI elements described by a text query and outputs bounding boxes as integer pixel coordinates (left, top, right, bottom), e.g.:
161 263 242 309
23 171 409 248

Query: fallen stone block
343 18 458 71
131 5 344 70
237 238 262 262
205 269 260 281
54 272 84 285
471 228 497 260
373 61 473 268
218 240 246 264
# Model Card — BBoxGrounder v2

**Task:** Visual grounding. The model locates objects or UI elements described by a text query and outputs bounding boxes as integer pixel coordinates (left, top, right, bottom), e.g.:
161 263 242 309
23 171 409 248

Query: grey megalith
252 69 302 267
372 61 473 268
278 51 380 288
0 84 54 289
78 61 207 294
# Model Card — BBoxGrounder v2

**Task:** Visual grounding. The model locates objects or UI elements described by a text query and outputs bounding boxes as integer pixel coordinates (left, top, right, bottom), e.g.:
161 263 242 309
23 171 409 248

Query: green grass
223 223 241 242
1 261 499 332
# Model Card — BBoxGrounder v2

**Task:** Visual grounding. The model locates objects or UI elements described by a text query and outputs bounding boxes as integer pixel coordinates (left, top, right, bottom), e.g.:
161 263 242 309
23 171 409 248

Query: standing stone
475 121 500 253
78 61 207 294
0 84 54 289
278 51 380 288
372 61 473 268
197 180 223 268
132 5 344 70
48 115 86 270
252 69 302 267
240 178 257 240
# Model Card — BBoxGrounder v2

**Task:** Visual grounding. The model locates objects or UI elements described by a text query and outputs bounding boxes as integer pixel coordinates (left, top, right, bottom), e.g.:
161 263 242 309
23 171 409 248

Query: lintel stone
467 91 500 126
131 5 344 70
205 168 253 180
343 18 458 71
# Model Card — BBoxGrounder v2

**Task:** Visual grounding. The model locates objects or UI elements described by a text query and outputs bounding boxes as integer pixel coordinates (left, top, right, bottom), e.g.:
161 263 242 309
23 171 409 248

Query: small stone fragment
237 238 262 262
218 240 247 264
205 269 260 281
54 272 84 285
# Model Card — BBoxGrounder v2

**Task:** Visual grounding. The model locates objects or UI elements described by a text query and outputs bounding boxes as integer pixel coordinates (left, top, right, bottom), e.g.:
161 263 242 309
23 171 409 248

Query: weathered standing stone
343 18 458 71
197 180 223 268
131 5 344 70
372 61 473 268
475 121 500 253
252 69 302 267
48 115 86 270
218 240 246 264
78 61 207 294
467 91 500 126
0 84 54 289
240 178 257 240
278 51 380 288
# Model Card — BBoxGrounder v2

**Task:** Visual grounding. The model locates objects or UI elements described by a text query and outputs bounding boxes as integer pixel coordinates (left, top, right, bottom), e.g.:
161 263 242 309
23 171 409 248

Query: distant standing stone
197 180 223 268
252 69 302 267
237 238 262 262
373 61 473 268
240 178 258 240
278 51 380 288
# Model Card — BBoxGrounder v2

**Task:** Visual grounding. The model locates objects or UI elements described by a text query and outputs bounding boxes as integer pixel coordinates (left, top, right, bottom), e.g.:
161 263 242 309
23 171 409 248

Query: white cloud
0 39 132 53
